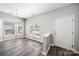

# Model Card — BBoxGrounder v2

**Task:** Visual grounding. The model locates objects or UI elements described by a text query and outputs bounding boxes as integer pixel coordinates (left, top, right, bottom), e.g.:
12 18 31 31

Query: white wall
74 4 79 52
25 4 75 43
0 12 24 41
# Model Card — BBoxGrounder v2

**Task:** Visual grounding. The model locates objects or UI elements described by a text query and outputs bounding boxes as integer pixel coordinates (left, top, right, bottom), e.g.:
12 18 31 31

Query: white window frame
3 21 15 38
30 24 40 39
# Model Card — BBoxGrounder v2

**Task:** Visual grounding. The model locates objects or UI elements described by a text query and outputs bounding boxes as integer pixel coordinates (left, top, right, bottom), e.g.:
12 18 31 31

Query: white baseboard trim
42 43 54 56
0 37 16 42
73 49 79 54
50 43 54 46
42 52 47 56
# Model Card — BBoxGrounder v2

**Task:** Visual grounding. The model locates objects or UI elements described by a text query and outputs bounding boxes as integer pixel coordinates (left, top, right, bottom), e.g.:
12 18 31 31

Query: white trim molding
42 43 54 56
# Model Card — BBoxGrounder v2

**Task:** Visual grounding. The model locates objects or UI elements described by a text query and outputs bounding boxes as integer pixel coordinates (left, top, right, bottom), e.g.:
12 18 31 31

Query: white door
54 15 73 50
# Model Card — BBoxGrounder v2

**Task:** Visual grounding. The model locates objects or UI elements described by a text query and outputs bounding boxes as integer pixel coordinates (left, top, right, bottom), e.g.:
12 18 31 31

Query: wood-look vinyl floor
47 46 73 56
1 38 78 56
0 38 42 56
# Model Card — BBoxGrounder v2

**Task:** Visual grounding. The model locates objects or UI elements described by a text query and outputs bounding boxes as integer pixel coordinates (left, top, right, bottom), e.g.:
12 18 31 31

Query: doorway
54 15 74 50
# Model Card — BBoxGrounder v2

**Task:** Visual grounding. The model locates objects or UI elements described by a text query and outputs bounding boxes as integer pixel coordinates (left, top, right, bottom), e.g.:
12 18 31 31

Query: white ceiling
0 3 71 18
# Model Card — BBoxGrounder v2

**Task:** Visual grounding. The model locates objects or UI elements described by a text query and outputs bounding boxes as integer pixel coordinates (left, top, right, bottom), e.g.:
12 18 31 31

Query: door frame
53 14 74 51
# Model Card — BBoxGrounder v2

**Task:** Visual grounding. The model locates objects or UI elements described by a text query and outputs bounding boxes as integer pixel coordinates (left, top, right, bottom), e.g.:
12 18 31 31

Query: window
18 25 23 35
30 24 40 38
4 22 15 38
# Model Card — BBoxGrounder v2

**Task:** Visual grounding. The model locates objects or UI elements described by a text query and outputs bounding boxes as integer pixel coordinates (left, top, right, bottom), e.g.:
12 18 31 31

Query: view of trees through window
30 24 40 38
4 22 15 38
18 25 23 34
